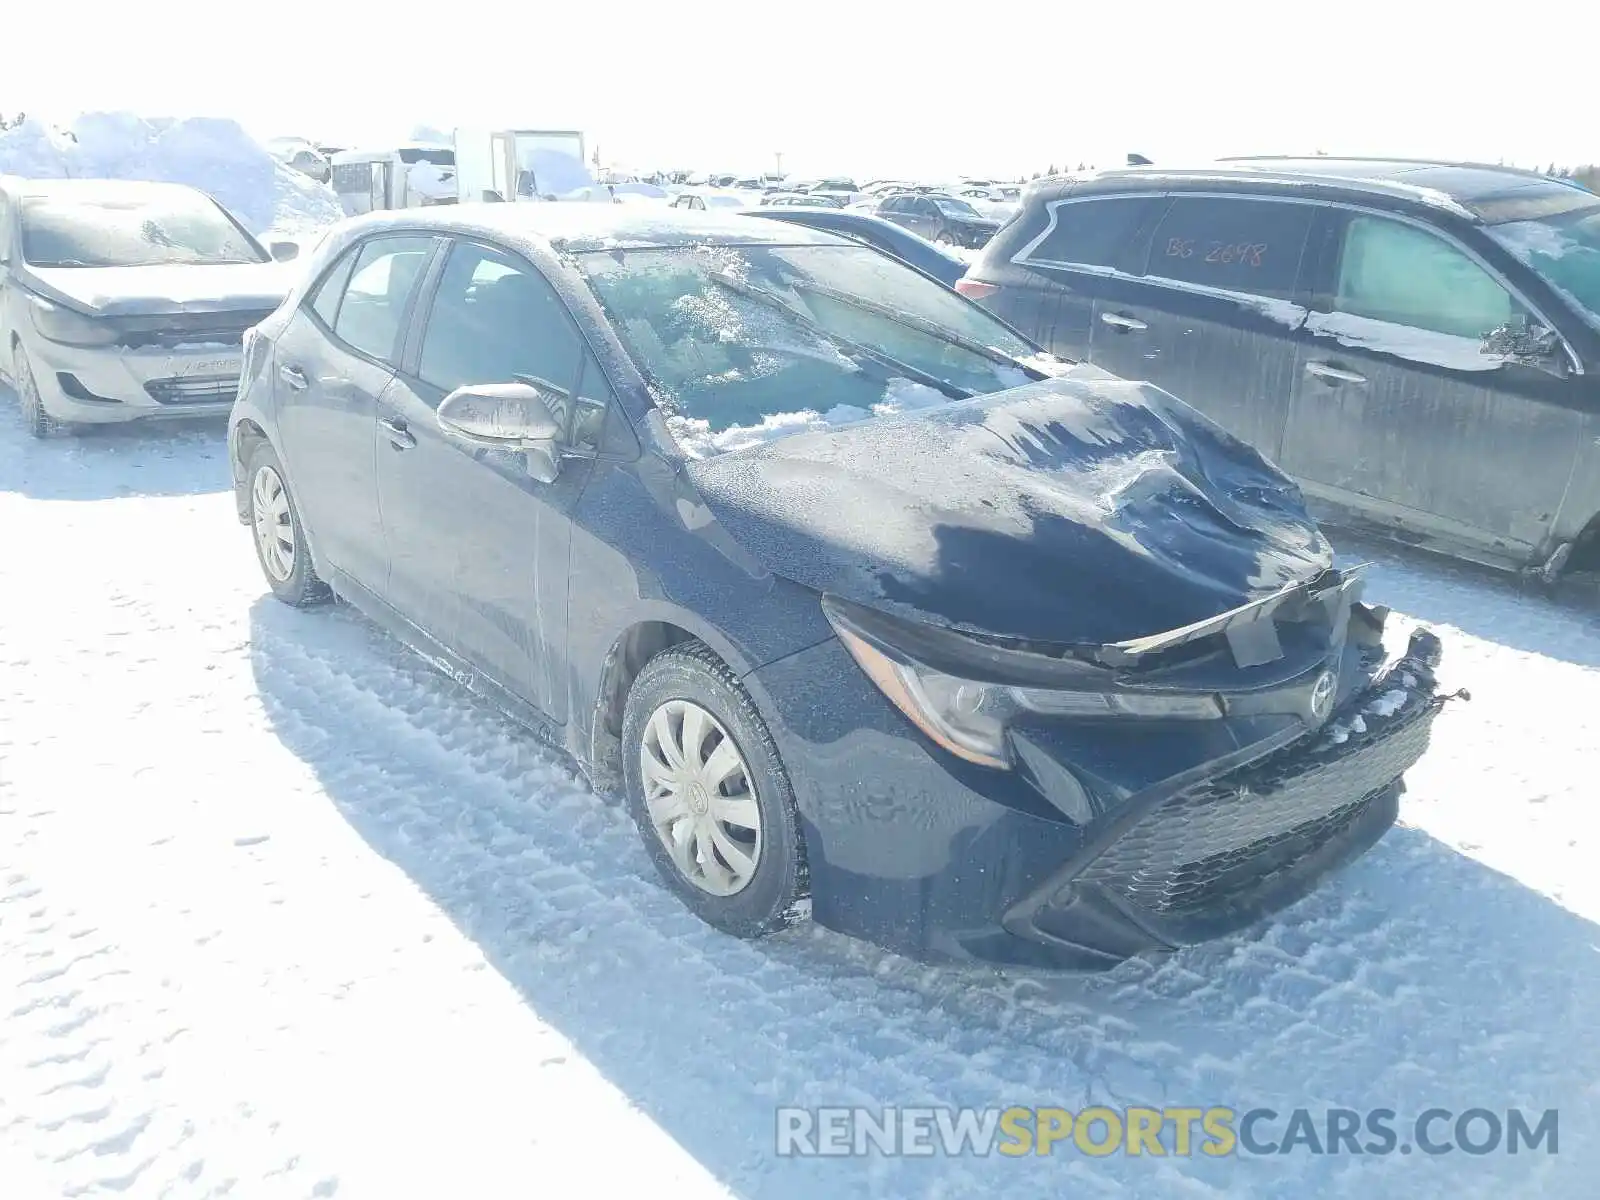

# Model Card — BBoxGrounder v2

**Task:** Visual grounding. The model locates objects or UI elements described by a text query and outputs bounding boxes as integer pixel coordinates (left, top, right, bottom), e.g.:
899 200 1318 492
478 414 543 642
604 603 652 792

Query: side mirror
1482 319 1567 376
268 240 299 262
436 380 563 483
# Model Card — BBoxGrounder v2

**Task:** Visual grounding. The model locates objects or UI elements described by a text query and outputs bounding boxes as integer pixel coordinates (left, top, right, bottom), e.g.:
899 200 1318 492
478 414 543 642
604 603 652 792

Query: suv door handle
1305 361 1368 386
379 415 416 449
1100 312 1148 332
279 364 309 390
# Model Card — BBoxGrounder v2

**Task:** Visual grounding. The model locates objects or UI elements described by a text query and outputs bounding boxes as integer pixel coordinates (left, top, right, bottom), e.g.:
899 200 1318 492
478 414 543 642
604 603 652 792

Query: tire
245 440 330 607
622 641 809 938
935 229 956 247
13 346 67 439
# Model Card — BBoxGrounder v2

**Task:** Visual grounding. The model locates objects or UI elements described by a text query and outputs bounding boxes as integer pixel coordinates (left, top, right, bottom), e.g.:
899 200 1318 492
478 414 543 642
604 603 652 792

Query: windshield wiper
791 280 1048 379
705 271 974 401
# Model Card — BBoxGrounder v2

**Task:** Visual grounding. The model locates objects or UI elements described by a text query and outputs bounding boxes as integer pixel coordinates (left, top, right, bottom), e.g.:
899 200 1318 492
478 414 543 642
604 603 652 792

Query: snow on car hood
23 261 294 316
682 375 1334 647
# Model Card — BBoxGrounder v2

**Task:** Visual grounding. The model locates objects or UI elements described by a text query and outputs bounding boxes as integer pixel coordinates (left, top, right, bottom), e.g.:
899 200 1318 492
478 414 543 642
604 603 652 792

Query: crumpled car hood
24 262 293 316
682 375 1334 647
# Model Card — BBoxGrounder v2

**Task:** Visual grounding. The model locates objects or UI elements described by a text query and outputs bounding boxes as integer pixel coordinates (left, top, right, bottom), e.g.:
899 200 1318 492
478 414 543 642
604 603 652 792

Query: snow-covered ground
1 393 1596 1199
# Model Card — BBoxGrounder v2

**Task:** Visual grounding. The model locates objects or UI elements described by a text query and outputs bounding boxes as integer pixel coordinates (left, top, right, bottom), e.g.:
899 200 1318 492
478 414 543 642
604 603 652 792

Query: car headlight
823 598 1222 769
31 298 119 347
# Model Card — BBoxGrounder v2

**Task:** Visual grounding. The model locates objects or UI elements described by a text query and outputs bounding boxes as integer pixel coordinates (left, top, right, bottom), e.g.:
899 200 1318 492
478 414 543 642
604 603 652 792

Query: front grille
114 311 273 351
1083 681 1440 916
145 376 237 406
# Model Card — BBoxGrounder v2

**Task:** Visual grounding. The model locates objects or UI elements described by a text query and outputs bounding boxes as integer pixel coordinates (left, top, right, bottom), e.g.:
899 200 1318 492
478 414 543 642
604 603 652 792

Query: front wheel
13 347 66 439
935 229 956 247
622 641 809 938
246 441 329 607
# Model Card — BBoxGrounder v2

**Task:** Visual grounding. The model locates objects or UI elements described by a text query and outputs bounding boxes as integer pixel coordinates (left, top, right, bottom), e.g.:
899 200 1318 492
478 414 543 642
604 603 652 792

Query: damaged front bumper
748 566 1463 971
1001 627 1462 966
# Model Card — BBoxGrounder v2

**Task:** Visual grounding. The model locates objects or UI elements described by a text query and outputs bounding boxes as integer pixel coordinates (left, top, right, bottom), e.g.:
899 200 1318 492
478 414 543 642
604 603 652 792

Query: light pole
775 151 783 177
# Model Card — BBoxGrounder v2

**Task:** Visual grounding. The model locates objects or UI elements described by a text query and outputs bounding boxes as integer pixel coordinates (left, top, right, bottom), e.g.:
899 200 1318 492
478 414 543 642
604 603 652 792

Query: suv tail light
954 278 998 300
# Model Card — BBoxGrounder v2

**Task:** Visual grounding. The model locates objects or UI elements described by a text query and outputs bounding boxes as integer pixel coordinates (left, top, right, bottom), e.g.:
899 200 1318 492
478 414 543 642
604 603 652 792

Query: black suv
959 159 1600 585
878 192 1002 249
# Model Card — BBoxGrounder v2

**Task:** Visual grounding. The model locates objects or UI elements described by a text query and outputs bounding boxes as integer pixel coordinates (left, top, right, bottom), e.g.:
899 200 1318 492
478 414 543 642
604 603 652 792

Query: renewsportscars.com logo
776 1106 1560 1158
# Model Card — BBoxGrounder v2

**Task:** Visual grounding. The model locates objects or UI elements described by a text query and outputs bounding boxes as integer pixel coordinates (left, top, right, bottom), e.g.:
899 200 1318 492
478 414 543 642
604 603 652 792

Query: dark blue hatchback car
229 205 1455 970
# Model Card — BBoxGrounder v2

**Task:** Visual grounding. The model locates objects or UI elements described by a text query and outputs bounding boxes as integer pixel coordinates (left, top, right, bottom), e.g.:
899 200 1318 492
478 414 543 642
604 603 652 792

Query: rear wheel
13 347 66 439
246 441 329 607
935 228 956 247
622 642 809 938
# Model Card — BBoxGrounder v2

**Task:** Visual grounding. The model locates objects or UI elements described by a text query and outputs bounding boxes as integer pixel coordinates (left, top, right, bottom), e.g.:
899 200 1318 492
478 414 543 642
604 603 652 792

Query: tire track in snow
0 861 342 1199
250 602 1590 1200
251 607 1212 1199
4 400 1595 1197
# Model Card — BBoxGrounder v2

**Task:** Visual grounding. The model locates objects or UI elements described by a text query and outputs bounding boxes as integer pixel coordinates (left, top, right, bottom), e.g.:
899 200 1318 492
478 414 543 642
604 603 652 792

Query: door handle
279 364 309 390
1099 312 1148 332
1305 361 1368 386
379 415 416 449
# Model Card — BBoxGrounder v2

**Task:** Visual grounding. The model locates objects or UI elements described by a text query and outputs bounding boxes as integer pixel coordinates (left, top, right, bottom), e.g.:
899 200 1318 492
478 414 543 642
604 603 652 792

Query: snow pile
0 113 343 237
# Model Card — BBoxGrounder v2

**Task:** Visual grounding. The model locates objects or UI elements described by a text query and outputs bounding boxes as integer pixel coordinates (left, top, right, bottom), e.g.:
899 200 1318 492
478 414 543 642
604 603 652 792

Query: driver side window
417 240 585 431
1334 215 1519 338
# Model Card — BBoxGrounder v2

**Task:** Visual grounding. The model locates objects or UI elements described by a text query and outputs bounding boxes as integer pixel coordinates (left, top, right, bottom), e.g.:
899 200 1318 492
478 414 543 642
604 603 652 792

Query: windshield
1485 201 1600 327
575 243 1040 456
933 197 982 219
20 192 265 268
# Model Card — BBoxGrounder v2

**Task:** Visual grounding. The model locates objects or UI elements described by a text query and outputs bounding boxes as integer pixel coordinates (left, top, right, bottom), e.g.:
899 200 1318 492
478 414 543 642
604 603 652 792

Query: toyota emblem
1310 670 1337 722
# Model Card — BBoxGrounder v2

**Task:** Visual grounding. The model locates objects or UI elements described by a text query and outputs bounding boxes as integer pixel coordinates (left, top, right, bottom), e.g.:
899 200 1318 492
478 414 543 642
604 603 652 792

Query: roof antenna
1127 153 1153 167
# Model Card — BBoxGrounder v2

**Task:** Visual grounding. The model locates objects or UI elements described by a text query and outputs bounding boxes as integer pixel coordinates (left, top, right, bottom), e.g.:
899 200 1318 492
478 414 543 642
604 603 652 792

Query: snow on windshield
581 241 1055 457
665 376 974 459
665 359 1082 459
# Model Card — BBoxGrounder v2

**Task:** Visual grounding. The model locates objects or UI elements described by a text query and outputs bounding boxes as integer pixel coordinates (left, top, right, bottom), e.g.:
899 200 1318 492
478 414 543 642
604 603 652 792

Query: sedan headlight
31 297 119 347
824 598 1222 769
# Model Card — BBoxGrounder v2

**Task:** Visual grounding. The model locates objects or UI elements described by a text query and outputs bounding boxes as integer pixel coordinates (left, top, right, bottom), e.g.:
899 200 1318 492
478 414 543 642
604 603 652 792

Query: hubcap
251 465 296 583
640 699 762 897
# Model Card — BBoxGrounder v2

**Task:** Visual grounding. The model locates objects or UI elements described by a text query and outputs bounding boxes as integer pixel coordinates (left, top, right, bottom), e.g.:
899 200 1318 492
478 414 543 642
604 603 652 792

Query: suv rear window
1144 196 1314 300
1022 195 1165 272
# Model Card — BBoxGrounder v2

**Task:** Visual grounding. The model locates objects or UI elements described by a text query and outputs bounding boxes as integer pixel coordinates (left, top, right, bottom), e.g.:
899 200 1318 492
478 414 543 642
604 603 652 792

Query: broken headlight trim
824 600 1224 770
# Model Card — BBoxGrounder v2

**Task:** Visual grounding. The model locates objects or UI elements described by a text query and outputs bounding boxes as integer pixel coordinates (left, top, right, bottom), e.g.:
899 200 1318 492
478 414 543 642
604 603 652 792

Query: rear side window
1145 196 1314 300
331 235 435 364
1333 214 1517 338
1023 195 1165 272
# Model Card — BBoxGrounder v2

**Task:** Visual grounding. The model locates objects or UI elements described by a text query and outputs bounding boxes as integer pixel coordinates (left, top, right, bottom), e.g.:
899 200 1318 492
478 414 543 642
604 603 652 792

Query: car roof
0 175 213 203
1051 157 1594 222
336 201 856 253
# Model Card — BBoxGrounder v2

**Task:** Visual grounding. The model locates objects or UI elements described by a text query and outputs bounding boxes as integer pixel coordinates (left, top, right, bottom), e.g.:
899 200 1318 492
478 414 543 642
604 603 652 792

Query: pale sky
10 0 1597 180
